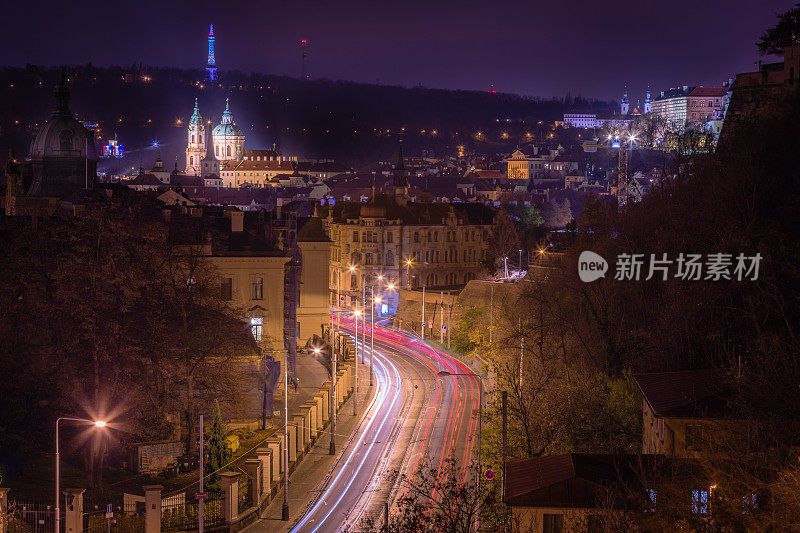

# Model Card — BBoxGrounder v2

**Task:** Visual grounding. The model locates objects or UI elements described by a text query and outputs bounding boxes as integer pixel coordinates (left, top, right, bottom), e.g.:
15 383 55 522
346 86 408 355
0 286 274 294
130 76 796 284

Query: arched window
192 134 195 144
216 146 220 156
199 135 203 144
190 156 193 165
350 274 358 291
59 130 73 151
227 145 232 157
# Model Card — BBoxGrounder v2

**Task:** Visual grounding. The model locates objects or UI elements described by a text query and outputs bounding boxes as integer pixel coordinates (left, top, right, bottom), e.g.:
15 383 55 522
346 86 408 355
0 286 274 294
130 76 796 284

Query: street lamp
370 297 381 386
55 417 108 533
437 371 483 489
404 258 414 289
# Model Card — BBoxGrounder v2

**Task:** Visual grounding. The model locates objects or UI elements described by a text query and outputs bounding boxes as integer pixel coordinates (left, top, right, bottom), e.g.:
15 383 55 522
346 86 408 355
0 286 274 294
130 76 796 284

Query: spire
209 24 215 37
392 143 409 188
621 85 629 103
220 98 233 125
190 98 202 125
203 128 216 161
54 69 71 116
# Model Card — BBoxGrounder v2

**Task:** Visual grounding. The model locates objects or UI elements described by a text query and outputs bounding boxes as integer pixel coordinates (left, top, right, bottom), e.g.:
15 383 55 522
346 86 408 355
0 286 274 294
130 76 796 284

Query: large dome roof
212 123 244 138
212 98 244 138
29 75 97 160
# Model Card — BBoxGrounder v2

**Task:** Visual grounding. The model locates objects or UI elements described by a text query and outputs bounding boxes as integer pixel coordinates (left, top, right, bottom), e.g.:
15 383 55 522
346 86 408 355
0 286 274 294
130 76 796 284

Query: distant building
721 46 800 143
650 86 695 129
212 99 245 162
686 87 728 126
185 98 205 175
633 369 745 459
4 73 97 216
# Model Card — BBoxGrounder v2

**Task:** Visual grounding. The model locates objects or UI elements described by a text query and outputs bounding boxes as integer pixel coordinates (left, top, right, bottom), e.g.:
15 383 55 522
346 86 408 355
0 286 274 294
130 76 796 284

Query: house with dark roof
633 369 744 458
503 453 710 532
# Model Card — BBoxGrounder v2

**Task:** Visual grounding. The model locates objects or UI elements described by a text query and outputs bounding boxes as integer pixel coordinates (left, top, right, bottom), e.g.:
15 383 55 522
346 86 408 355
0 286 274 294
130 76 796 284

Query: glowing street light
56 417 108 533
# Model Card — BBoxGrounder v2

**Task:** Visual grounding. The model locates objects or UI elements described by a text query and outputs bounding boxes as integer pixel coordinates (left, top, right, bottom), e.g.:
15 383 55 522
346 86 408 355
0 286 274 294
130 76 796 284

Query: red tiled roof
221 160 294 171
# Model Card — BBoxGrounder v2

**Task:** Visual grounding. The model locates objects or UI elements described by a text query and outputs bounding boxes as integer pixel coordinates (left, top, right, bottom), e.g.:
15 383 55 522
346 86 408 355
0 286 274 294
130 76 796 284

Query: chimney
230 210 244 233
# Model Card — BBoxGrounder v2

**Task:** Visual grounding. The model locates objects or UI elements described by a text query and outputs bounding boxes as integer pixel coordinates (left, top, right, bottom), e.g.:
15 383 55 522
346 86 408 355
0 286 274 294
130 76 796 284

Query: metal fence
5 501 57 533
160 494 224 531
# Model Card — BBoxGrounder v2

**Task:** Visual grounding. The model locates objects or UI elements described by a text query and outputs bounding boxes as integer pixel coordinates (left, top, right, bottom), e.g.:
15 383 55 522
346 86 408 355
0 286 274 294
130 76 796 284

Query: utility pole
439 292 444 344
501 391 507 502
447 291 452 349
519 316 524 389
489 284 494 344
198 414 204 531
353 315 358 416
330 323 337 455
282 360 290 519
421 285 426 340
370 294 374 386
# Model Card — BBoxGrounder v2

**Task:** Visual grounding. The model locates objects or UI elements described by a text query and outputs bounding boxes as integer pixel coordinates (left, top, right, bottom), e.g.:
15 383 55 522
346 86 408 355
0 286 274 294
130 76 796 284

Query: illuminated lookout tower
206 24 218 81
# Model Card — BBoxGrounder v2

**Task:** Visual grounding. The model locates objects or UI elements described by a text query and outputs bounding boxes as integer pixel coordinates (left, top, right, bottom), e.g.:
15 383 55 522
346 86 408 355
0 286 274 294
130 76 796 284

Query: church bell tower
620 86 630 115
185 98 205 175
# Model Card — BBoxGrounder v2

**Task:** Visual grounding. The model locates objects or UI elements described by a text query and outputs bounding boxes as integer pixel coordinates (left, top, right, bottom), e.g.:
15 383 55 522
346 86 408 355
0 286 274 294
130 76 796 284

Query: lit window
251 277 263 300
691 489 709 514
251 317 263 342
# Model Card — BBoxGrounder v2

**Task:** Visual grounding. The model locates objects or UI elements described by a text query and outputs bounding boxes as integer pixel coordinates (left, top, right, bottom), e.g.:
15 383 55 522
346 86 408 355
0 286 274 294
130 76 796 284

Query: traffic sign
442 324 446 329
484 469 494 480
195 492 208 500
105 503 113 518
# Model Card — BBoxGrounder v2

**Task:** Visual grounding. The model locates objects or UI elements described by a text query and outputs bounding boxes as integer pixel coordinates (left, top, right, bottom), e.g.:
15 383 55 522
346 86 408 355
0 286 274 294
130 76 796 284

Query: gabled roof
688 87 728 98
504 453 702 508
504 454 650 506
633 369 732 419
128 173 163 186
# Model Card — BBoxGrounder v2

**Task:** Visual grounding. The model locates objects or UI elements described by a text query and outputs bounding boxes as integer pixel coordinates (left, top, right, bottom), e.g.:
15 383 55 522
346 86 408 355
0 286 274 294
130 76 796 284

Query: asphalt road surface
290 316 480 532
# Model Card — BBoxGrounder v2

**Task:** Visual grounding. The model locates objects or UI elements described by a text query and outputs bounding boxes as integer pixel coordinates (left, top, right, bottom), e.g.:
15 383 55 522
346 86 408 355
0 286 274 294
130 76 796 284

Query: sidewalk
245 361 376 532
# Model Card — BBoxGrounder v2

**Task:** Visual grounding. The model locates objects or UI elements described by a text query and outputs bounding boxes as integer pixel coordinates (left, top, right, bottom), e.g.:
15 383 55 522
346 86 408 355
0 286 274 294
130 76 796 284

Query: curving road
290 316 480 532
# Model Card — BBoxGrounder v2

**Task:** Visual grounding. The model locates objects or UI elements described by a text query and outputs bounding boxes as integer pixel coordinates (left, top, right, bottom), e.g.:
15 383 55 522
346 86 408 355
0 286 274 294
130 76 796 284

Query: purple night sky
0 0 794 100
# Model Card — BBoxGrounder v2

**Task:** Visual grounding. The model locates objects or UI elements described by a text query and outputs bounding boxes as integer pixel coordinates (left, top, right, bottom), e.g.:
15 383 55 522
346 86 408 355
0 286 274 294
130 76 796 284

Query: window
646 488 657 512
190 156 193 165
691 489 709 514
433 232 438 242
385 250 394 265
251 277 263 300
685 425 703 451
227 145 232 157
250 317 263 342
353 231 359 242
350 274 358 291
386 232 393 243
414 232 420 243
365 253 373 265
542 513 563 533
221 278 233 300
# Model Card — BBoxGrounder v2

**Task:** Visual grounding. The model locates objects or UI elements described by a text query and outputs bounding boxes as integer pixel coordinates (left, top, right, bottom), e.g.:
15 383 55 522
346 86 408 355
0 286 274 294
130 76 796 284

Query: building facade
686 86 728 126
651 86 695 129
213 99 245 161
323 196 496 312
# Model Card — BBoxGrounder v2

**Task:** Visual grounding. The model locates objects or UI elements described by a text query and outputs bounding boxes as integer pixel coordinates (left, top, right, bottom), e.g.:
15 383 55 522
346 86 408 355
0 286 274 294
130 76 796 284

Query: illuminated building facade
212 99 245 162
185 98 205 175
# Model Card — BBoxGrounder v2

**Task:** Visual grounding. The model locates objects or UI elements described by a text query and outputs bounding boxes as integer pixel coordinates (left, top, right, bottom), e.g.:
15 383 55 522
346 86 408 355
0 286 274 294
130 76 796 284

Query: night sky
0 0 793 100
